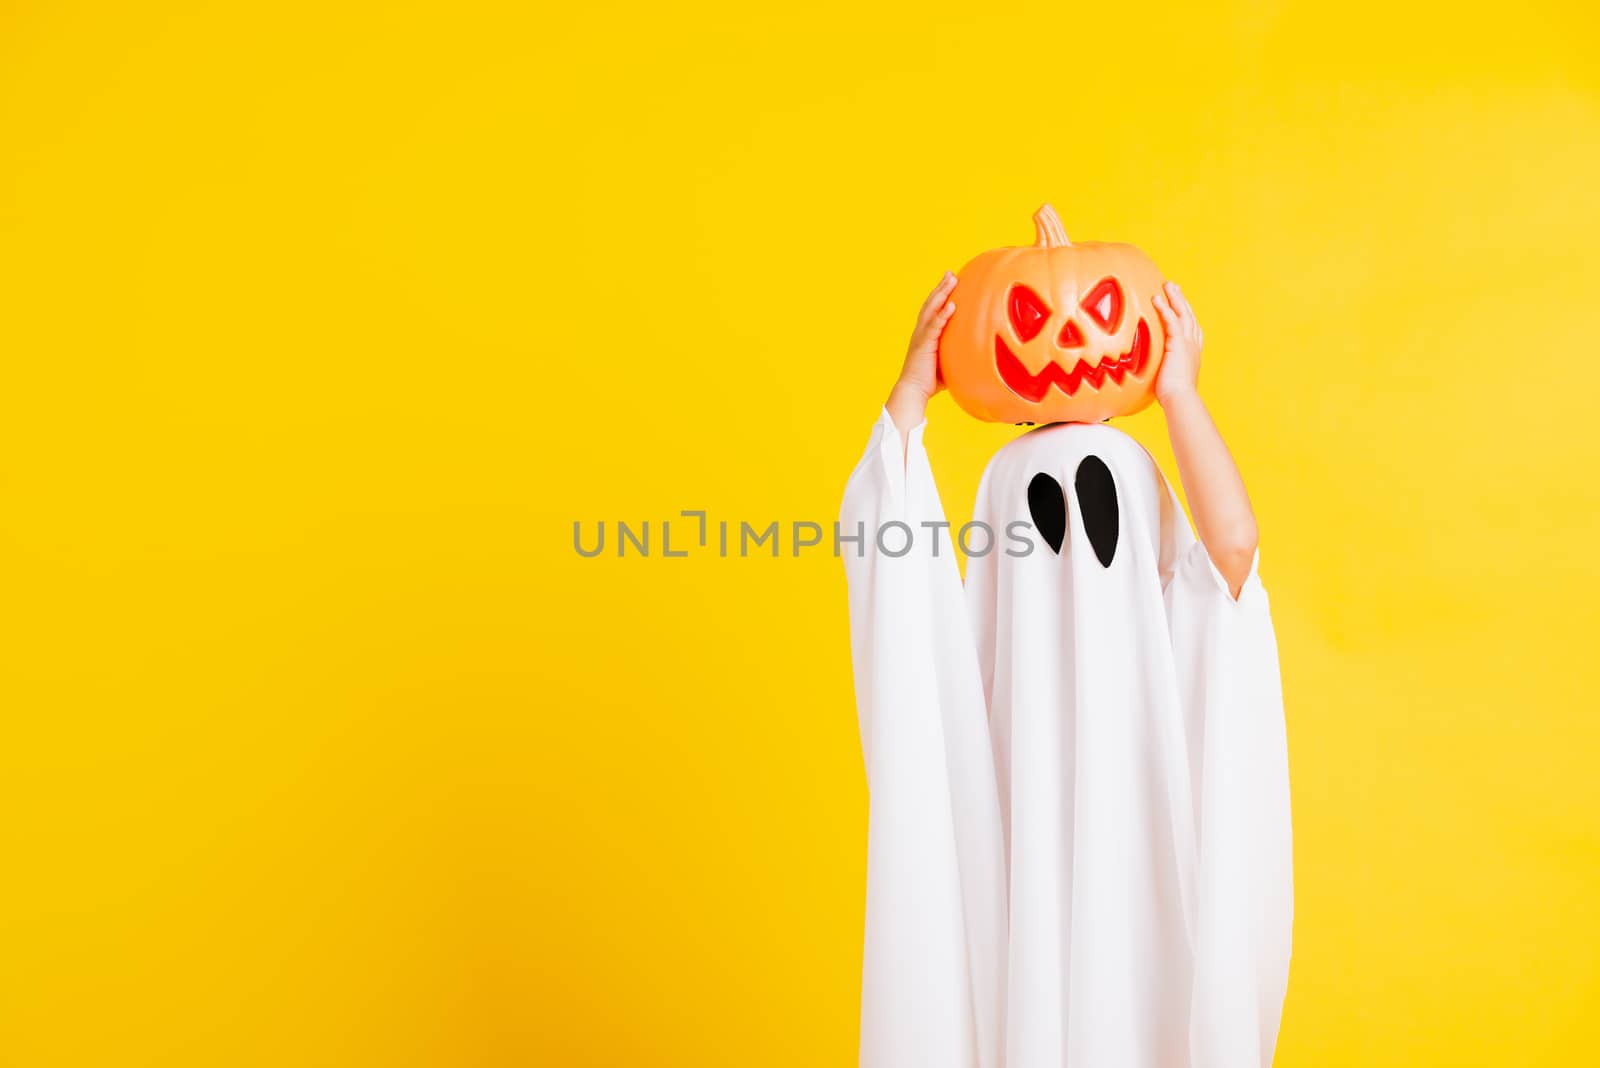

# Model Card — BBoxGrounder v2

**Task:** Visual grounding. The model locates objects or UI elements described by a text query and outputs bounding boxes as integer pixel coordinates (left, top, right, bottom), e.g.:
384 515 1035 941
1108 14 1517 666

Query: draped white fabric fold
840 409 1008 1068
1166 540 1294 1068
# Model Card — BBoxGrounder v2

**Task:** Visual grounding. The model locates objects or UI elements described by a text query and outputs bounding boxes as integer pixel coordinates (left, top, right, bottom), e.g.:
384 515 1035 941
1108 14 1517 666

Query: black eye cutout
1027 473 1067 555
1074 455 1119 567
1028 458 1118 565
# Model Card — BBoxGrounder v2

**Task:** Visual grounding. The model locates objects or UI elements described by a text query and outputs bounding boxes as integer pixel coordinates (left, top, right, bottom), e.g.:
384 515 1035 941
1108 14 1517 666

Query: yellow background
2 1 1597 1064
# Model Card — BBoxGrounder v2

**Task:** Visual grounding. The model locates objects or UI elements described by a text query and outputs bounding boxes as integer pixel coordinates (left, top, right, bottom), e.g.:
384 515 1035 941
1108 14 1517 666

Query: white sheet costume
841 409 1292 1068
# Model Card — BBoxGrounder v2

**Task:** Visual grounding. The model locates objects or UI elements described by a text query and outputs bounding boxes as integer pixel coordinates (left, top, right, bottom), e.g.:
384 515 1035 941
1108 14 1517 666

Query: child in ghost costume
840 274 1292 1068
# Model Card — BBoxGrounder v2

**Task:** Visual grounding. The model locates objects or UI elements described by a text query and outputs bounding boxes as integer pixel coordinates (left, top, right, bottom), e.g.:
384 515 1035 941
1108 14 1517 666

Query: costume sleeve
1165 544 1294 1068
839 408 1006 1068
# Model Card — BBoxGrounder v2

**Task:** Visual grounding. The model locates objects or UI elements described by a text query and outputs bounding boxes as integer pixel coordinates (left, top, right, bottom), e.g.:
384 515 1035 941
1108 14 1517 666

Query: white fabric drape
841 409 1291 1068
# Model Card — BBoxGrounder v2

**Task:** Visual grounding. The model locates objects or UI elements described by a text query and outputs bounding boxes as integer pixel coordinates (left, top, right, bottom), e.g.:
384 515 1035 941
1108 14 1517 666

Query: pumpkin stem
1033 204 1071 248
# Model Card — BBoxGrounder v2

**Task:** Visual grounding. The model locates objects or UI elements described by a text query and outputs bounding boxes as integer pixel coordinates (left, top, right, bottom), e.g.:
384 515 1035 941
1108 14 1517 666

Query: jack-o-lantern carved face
939 205 1167 425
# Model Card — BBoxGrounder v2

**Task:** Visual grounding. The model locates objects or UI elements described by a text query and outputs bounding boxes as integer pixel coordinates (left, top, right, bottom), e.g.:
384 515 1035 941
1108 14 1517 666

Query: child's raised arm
1152 281 1260 598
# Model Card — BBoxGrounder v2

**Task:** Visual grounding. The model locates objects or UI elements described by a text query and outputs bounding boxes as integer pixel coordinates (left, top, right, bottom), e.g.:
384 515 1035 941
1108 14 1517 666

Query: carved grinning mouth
996 318 1152 402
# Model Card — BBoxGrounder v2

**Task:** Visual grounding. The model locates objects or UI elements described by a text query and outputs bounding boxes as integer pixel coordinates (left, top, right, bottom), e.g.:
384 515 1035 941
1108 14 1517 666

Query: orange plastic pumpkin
940 205 1168 425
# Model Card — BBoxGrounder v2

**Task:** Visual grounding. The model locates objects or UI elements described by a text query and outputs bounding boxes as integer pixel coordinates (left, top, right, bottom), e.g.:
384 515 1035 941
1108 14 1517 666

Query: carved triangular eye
1008 285 1051 343
1080 277 1124 333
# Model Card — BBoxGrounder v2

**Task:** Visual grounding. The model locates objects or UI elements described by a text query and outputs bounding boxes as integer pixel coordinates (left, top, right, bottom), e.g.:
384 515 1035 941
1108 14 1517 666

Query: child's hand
886 272 956 434
1152 280 1204 404
896 272 956 401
